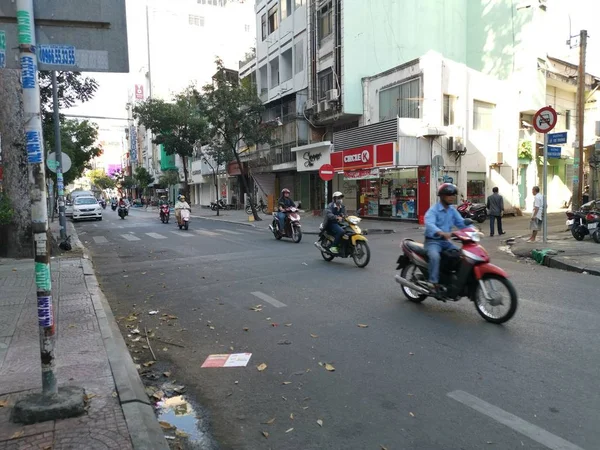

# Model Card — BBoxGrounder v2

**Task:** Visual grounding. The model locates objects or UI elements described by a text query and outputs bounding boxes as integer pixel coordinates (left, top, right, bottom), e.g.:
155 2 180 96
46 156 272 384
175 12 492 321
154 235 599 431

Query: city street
77 208 599 450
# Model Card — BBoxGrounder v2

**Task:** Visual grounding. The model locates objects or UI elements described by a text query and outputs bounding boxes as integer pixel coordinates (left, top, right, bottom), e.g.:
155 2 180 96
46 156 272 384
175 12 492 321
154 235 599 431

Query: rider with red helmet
424 183 467 293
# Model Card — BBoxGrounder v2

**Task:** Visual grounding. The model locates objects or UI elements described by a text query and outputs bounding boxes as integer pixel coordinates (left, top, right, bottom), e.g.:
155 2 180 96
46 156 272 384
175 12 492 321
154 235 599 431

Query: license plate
588 222 597 230
566 219 574 228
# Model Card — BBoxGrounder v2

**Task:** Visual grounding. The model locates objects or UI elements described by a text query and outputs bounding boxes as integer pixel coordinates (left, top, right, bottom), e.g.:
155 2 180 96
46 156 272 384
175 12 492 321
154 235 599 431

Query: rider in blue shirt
424 183 466 292
277 188 296 231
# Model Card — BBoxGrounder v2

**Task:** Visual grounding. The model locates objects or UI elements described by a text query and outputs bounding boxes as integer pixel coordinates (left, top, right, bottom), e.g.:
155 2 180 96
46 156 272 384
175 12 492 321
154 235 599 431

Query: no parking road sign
533 106 557 134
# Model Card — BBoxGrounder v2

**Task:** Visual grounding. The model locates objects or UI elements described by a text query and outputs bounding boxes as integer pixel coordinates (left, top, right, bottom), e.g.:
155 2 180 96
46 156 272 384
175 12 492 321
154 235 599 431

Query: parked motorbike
457 198 487 223
160 204 170 224
394 223 518 324
314 215 371 268
111 201 118 211
245 198 269 215
177 208 191 230
210 198 231 211
566 201 600 243
269 207 302 243
118 205 128 219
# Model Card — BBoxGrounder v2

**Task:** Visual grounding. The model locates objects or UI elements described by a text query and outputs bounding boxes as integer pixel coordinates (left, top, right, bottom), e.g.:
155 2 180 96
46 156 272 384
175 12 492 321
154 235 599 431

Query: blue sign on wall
548 132 568 145
547 146 562 159
129 126 138 163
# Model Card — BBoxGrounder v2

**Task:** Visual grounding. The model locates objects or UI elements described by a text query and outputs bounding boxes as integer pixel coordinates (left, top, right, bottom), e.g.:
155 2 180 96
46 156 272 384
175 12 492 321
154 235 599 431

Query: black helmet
438 183 458 196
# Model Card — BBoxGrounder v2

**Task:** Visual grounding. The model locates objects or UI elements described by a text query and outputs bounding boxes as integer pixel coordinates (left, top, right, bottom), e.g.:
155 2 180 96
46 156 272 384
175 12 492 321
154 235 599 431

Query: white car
72 196 103 222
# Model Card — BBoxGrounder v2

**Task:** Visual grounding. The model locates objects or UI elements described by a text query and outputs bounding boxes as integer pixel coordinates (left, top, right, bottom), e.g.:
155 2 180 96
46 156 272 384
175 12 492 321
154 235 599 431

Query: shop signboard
294 145 331 172
331 143 395 172
343 168 379 180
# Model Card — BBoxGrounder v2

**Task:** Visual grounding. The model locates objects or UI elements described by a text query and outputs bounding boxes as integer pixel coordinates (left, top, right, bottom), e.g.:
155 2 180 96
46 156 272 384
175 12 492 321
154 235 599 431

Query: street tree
202 59 278 220
158 169 180 199
133 87 208 200
134 166 155 197
120 176 136 194
88 169 116 191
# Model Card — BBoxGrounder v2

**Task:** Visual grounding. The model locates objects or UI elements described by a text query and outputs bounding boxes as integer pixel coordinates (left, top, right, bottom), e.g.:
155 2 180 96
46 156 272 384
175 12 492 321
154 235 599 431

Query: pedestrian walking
486 187 505 236
527 186 543 242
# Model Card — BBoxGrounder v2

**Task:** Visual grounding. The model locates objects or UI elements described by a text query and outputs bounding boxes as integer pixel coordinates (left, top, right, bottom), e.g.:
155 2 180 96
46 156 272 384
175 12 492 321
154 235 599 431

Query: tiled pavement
0 257 162 449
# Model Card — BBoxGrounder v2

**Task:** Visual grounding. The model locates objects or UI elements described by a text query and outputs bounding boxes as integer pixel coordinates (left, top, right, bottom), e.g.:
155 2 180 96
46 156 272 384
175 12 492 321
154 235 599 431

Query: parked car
72 196 103 222
65 200 74 217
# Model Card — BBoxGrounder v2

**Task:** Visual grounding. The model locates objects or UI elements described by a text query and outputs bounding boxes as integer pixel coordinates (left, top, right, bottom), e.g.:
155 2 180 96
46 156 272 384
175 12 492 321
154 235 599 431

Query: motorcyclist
277 188 295 231
118 197 127 208
174 195 191 224
424 183 466 293
158 195 169 215
324 191 346 254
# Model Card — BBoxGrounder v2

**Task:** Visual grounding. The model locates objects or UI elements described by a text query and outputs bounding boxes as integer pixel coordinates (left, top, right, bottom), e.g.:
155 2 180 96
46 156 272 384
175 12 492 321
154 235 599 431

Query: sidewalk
0 222 168 449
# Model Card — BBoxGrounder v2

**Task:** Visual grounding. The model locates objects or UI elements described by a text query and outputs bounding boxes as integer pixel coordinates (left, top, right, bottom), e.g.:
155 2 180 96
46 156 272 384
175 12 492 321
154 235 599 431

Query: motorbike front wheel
292 226 302 243
352 241 371 268
472 274 518 324
400 263 427 303
592 230 600 244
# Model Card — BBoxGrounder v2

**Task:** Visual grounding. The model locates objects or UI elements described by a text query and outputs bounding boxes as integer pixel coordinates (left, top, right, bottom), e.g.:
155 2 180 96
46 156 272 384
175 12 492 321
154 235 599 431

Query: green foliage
158 170 180 189
518 140 533 160
88 169 116 190
0 193 14 226
134 167 155 194
38 72 99 115
121 176 136 190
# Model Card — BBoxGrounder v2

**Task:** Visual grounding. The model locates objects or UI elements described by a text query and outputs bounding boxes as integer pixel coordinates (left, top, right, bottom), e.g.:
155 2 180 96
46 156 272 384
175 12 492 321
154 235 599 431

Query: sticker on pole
201 353 252 368
533 106 557 134
319 164 335 181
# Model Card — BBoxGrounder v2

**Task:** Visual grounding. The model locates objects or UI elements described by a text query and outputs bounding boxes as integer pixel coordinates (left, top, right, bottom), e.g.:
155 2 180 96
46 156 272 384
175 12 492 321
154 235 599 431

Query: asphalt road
76 208 599 450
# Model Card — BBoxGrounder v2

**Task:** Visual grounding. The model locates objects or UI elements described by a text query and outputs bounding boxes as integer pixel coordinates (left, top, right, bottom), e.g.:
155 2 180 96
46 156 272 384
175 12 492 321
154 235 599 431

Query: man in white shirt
527 186 544 242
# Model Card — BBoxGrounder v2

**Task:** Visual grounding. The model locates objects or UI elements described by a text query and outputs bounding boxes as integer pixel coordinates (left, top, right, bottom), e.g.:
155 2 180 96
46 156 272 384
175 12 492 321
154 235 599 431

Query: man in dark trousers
486 187 505 237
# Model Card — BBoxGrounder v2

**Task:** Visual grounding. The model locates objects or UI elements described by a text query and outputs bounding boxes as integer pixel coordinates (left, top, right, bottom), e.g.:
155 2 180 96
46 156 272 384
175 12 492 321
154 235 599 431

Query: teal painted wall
342 0 535 115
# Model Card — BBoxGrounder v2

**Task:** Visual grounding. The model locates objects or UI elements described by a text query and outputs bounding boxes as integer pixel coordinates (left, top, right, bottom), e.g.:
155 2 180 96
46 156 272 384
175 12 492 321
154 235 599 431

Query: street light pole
573 29 588 210
51 71 67 241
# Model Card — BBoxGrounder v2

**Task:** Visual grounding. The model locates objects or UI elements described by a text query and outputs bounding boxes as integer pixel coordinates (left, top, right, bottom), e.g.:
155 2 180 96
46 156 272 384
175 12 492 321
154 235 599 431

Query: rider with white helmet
323 191 346 254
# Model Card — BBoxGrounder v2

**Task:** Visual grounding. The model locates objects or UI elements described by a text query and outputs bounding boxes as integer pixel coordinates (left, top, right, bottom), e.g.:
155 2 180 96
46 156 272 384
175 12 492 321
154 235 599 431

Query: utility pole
51 71 67 240
573 29 588 210
16 0 56 394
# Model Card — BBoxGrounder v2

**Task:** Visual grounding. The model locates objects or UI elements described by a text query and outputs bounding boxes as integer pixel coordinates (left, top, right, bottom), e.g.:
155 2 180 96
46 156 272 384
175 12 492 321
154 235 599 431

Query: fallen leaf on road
324 363 335 372
262 418 275 425
159 421 175 430
167 315 178 320
209 326 215 330
0 400 8 407
302 406 309 410
357 324 369 328
175 430 189 438
163 372 171 377
152 391 164 401
83 393 97 402
290 413 294 420
381 446 389 450
282 396 287 401
142 361 155 367
131 328 140 334
282 381 292 385
250 305 263 312
229 347 234 351
409 352 414 356
310 334 319 338
285 323 292 327
266 317 271 320
126 315 137 322
286 427 294 433
10 431 24 439
317 419 323 427
257 363 267 372
261 431 269 439
409 412 415 417
142 272 147 275
243 327 249 331
112 392 118 398
162 348 168 352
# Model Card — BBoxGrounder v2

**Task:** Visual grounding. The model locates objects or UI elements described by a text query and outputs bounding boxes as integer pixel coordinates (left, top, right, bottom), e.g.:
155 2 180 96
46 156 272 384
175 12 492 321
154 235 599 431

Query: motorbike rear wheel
572 226 586 241
400 263 427 303
184 222 189 230
472 274 518 324
319 237 334 261
593 230 600 244
476 212 487 223
245 205 253 215
261 205 269 214
352 241 371 268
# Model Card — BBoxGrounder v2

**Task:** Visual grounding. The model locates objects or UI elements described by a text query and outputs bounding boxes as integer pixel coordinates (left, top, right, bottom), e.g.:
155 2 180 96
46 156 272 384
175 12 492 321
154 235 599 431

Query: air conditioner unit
317 101 329 114
326 89 339 102
447 136 464 153
305 99 315 113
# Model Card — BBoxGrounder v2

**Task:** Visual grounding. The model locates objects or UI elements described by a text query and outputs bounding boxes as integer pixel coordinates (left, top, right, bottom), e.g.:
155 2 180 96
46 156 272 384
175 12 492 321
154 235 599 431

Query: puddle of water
156 395 213 448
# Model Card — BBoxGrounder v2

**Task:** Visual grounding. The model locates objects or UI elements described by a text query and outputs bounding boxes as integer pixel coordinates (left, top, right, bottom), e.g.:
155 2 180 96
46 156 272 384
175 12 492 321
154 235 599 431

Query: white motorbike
177 208 190 230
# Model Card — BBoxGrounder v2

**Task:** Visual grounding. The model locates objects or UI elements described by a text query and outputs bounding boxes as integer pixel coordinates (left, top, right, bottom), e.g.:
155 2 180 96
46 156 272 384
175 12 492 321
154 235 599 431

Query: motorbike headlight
467 231 483 242
354 225 362 234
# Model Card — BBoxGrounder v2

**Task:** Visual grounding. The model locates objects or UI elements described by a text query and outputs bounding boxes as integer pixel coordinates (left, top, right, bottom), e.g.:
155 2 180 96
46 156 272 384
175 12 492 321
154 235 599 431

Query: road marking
194 229 221 237
121 234 140 241
251 291 287 308
447 391 584 450
145 232 167 240
93 236 108 244
216 229 242 235
171 231 193 238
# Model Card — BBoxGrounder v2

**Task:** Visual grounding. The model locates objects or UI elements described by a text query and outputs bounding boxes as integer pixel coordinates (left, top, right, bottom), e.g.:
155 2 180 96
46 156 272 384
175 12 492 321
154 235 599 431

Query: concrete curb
67 227 169 449
542 255 600 277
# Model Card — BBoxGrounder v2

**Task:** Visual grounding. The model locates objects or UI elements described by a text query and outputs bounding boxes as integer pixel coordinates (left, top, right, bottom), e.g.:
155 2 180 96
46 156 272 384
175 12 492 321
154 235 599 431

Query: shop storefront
331 143 431 222
292 142 332 211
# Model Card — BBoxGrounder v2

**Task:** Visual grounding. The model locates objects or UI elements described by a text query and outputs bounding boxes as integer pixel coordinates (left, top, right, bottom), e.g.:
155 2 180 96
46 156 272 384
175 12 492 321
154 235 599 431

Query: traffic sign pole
51 71 67 240
319 164 335 211
543 133 548 243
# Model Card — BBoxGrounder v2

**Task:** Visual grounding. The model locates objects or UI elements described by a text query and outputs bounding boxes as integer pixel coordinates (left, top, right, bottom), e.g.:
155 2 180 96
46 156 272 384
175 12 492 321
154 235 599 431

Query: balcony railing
239 50 256 69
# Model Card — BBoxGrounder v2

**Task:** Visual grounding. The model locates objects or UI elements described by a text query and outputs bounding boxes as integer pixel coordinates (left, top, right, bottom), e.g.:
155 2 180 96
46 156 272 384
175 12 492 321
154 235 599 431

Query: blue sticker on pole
26 131 43 164
38 45 76 66
21 55 36 89
37 296 54 328
0 52 5 69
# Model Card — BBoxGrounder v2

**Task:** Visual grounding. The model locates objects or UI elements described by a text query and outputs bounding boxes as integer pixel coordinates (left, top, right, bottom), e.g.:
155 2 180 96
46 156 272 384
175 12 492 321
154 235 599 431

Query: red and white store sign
331 143 395 172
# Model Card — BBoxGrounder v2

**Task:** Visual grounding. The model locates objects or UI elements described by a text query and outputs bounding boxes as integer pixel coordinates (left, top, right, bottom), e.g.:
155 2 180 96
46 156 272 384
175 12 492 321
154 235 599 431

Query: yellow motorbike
314 215 371 268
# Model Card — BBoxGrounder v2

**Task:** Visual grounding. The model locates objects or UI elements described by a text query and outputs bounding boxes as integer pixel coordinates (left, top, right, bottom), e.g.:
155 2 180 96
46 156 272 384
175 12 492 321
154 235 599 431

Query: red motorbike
457 198 487 223
394 224 517 324
269 207 302 243
160 204 170 224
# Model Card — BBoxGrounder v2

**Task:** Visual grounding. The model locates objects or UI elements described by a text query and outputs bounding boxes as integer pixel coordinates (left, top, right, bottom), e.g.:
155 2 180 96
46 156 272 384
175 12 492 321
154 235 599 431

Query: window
318 70 333 99
443 94 455 126
295 0 304 8
565 110 571 130
261 14 267 41
268 5 279 34
379 78 421 121
318 2 333 41
473 100 495 131
281 49 293 82
294 41 304 75
270 58 280 88
188 15 205 26
281 0 292 19
244 24 251 32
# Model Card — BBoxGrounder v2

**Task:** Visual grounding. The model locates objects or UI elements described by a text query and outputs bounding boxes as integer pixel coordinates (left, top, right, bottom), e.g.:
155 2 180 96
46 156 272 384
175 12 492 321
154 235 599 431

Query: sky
66 0 600 131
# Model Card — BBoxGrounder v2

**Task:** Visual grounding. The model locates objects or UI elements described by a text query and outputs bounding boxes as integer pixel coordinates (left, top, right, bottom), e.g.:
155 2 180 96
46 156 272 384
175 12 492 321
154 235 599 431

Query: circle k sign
344 149 370 164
